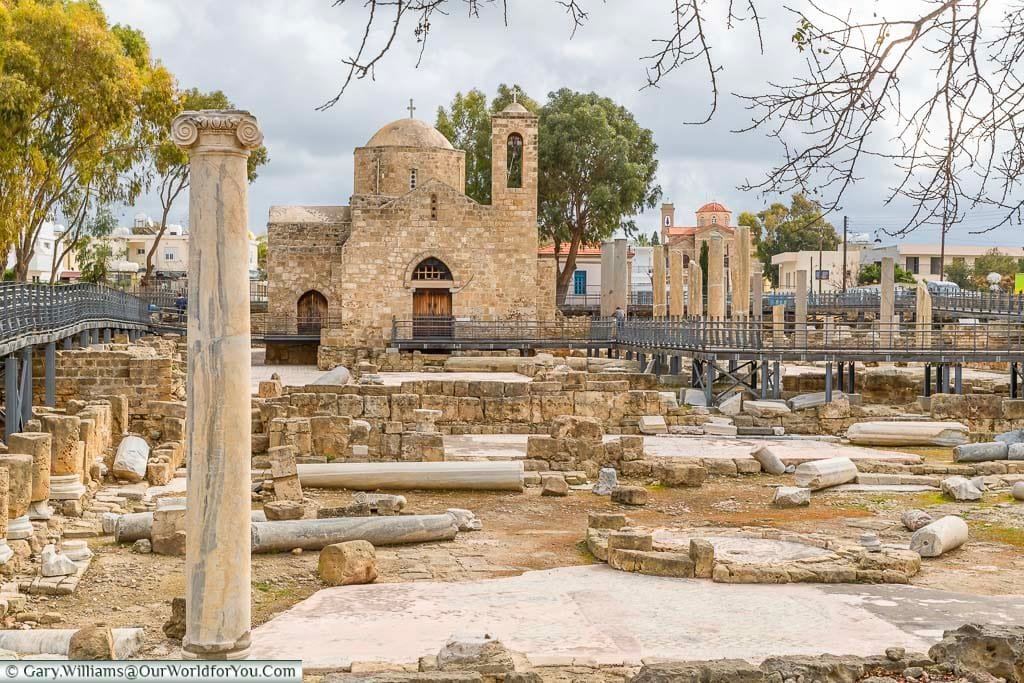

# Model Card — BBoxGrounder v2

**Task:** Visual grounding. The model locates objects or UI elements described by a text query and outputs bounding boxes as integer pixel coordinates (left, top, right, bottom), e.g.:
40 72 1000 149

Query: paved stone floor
248 565 1024 671
444 433 921 464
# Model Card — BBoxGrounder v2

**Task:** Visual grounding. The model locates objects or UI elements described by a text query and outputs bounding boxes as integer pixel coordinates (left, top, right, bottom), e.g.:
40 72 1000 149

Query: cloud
99 0 1021 246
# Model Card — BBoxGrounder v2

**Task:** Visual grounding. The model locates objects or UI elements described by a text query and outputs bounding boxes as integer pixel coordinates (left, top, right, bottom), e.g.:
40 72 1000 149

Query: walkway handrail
0 282 149 351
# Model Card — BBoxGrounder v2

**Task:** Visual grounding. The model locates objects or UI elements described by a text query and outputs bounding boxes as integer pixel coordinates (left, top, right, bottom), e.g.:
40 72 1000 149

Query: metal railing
0 282 149 346
130 280 268 309
618 317 1024 356
392 316 615 343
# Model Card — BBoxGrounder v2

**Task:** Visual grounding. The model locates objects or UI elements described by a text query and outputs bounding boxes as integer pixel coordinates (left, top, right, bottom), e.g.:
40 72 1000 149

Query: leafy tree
943 260 973 290
0 1 175 281
76 239 125 285
743 194 838 286
256 234 268 278
436 83 539 204
972 249 1017 279
856 263 916 286
633 233 651 247
51 206 117 283
144 88 269 285
539 89 661 302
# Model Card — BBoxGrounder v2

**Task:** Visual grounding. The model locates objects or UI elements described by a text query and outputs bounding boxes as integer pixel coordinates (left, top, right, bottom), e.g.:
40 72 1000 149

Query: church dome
697 201 729 214
365 118 454 150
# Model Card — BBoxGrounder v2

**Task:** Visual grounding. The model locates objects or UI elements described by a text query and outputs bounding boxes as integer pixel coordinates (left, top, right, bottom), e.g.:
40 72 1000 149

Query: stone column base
28 500 54 521
6 515 32 541
181 642 251 660
0 540 11 565
49 475 86 501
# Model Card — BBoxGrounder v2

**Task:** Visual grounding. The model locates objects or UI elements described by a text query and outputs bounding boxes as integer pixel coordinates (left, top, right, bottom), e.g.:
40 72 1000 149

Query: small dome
365 118 453 149
500 102 530 114
697 201 729 213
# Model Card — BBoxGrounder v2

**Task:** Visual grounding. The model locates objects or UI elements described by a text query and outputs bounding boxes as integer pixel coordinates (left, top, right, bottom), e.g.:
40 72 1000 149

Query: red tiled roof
537 243 604 256
665 225 735 237
697 201 729 213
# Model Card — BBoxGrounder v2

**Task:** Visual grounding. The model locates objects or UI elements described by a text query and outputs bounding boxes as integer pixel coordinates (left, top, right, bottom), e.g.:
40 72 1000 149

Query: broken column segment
41 414 86 501
112 436 150 483
0 454 33 540
793 457 857 491
910 516 968 557
7 433 52 520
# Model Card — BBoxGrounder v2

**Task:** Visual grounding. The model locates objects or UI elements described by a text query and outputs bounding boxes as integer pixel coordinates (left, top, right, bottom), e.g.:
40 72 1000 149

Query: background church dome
365 118 454 150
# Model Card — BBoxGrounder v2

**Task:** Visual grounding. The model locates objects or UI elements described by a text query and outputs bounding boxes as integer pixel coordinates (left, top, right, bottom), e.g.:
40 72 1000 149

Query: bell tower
490 100 538 217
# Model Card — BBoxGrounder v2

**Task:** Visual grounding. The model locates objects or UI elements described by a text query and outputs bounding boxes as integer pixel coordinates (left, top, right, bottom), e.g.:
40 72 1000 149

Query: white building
4 221 80 282
772 241 1024 292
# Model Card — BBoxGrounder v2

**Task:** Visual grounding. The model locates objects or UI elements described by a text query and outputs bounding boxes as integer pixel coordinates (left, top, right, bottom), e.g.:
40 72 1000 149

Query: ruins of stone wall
316 347 525 373
30 340 183 416
250 371 681 461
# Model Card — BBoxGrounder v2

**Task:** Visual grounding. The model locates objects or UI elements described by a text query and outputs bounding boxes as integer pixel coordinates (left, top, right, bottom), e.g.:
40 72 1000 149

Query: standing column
688 263 704 318
600 241 615 317
173 109 262 660
751 272 763 320
916 284 932 349
18 347 31 428
731 226 751 320
772 304 786 344
652 244 666 318
707 234 726 318
611 238 629 315
795 269 808 348
669 250 684 317
880 257 895 347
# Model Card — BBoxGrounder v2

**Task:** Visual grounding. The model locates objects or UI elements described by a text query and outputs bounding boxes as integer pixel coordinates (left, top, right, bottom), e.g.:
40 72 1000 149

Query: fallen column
793 457 857 491
952 442 1008 463
251 513 459 554
846 421 969 447
115 509 270 543
7 433 52 520
910 516 969 557
0 628 144 659
111 436 150 483
296 461 524 491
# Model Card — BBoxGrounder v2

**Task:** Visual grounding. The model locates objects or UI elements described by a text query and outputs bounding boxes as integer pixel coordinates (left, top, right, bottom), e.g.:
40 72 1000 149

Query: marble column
41 415 85 501
669 250 684 317
612 238 629 315
600 241 615 317
772 304 786 344
751 272 763 320
0 455 33 540
7 433 52 520
795 269 808 348
731 226 751 320
880 257 895 346
0 469 10 564
916 284 933 349
652 245 666 318
173 110 262 660
688 263 704 318
707 234 726 318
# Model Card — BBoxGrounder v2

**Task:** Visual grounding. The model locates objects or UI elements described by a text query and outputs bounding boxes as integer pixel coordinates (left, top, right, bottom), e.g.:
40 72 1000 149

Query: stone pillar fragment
669 249 684 317
795 269 808 348
612 238 629 315
600 241 615 317
174 109 262 660
707 235 725 318
652 245 666 318
688 263 703 318
916 283 932 349
7 433 52 520
772 304 786 344
40 415 85 501
730 226 751 320
751 272 763 320
0 455 33 540
880 257 895 346
0 469 10 564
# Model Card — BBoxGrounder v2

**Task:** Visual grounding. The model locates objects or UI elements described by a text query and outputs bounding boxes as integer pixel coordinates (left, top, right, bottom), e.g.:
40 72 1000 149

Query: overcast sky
100 1 1021 248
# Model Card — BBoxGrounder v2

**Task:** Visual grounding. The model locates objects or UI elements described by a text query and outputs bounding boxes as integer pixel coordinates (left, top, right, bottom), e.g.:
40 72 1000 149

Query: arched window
410 168 418 190
506 133 523 188
711 215 718 224
683 254 690 267
412 257 452 281
664 216 671 227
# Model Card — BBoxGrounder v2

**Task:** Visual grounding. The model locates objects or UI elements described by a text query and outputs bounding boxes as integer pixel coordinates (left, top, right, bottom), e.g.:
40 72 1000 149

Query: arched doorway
296 290 328 335
411 258 453 338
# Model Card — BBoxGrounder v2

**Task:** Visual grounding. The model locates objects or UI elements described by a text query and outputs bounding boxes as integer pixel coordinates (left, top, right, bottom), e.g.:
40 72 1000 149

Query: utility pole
842 216 848 292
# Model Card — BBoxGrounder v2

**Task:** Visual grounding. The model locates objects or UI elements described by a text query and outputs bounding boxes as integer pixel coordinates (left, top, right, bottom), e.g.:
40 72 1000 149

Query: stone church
266 103 555 364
